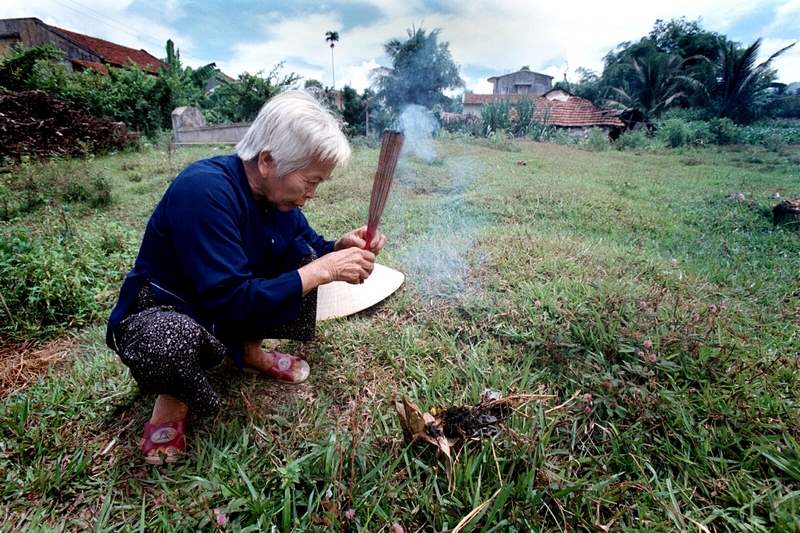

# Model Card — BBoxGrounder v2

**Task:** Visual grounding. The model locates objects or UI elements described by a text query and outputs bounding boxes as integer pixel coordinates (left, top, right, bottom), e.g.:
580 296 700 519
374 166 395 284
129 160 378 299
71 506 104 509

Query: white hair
236 90 351 177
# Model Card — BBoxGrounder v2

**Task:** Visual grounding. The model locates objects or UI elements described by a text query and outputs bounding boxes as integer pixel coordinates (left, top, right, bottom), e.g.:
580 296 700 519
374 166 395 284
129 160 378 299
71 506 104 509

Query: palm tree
713 38 795 123
608 53 706 118
325 31 339 89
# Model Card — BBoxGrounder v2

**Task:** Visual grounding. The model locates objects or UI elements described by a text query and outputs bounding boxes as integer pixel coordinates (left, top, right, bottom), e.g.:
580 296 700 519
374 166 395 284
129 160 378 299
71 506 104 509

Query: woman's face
259 156 336 212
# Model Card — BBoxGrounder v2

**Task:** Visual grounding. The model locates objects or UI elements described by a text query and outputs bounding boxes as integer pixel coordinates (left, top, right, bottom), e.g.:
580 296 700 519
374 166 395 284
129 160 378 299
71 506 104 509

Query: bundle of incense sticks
364 130 404 249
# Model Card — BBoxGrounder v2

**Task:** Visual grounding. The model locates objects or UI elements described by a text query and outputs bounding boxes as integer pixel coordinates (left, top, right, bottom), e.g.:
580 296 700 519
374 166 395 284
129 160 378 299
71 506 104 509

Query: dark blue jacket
106 154 334 362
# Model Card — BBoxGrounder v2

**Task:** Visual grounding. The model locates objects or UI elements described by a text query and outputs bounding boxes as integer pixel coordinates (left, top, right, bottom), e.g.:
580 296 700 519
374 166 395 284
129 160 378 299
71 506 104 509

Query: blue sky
3 0 799 92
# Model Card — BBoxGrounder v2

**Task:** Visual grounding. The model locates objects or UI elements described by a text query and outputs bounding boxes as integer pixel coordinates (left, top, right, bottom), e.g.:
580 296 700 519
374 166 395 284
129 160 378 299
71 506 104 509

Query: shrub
0 158 114 220
481 101 511 136
511 99 535 137
527 121 555 142
657 118 690 148
763 133 787 152
708 117 742 145
548 129 579 145
615 130 650 151
584 128 610 151
686 120 713 146
0 221 136 341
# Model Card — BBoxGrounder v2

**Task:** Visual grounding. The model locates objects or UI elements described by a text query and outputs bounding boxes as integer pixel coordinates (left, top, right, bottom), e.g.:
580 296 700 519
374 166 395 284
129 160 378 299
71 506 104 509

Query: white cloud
0 0 191 56
761 39 800 83
214 0 790 93
4 0 798 90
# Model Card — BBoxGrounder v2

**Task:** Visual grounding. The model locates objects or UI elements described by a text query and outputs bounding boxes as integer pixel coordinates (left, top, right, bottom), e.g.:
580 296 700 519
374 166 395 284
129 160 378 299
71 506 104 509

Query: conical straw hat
316 263 405 321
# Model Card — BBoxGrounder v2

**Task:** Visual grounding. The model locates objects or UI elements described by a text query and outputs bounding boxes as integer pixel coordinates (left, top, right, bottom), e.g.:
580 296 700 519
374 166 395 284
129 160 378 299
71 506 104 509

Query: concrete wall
491 70 552 96
173 123 251 145
463 103 483 117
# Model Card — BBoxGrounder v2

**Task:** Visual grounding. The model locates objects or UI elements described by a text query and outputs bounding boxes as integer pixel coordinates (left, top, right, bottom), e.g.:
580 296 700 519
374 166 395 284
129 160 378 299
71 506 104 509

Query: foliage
614 129 651 150
584 127 610 151
480 101 510 136
202 66 300 123
711 38 796 123
1 42 299 137
511 99 535 137
341 86 374 136
607 53 706 118
707 117 742 145
373 26 463 111
0 222 135 340
0 43 63 91
657 118 691 147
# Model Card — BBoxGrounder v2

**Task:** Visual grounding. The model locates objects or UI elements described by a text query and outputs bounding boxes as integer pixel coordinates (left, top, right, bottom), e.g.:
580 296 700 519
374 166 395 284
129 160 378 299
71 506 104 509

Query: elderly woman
106 91 383 464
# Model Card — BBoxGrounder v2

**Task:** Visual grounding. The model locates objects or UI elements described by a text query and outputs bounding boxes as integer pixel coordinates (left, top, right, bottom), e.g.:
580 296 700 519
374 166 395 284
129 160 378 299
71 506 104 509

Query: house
463 85 624 135
0 17 164 75
488 66 553 96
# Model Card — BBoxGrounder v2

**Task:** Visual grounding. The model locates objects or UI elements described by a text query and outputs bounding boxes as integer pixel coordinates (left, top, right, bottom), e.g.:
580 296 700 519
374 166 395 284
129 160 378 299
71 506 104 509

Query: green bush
0 221 136 340
686 120 713 146
548 129 579 145
527 121 554 142
763 133 787 152
511 99 535 137
481 101 511 136
584 128 610 151
708 117 742 145
0 158 114 220
615 130 651 150
657 118 690 147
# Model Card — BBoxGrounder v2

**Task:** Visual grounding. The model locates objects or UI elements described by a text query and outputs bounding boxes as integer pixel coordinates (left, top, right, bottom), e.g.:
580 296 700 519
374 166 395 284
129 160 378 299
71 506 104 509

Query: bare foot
143 394 188 464
150 394 188 424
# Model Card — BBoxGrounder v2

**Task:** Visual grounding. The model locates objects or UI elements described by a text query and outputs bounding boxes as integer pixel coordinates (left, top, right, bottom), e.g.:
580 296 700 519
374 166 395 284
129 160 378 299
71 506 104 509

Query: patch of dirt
0 337 76 399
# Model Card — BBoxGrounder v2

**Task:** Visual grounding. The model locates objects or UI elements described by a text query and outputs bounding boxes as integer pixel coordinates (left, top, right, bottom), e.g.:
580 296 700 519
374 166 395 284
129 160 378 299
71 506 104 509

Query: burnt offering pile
395 390 552 460
773 198 800 229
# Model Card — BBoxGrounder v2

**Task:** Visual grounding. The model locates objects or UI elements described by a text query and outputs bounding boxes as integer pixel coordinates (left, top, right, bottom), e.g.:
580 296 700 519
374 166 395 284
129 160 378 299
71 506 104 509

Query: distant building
463 87 624 135
487 66 553 96
0 17 164 75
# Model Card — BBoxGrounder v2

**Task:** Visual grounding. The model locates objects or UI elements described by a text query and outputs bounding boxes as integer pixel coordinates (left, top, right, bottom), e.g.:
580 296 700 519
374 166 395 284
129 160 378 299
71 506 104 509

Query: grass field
1 138 799 531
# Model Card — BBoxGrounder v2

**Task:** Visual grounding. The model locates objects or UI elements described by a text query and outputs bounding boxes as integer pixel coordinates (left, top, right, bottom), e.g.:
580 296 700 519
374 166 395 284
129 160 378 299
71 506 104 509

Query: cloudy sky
3 0 799 92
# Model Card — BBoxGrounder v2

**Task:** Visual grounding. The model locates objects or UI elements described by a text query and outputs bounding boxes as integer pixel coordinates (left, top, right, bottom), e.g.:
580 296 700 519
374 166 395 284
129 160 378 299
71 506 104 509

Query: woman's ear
257 151 275 178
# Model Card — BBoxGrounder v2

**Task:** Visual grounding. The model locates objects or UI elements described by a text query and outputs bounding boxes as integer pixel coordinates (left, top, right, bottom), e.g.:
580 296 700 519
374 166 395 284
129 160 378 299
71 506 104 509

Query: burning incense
364 130 404 249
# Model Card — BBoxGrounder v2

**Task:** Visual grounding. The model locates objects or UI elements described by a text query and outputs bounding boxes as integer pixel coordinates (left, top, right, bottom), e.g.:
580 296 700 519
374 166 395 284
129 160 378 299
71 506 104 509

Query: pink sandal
141 419 186 465
248 350 310 384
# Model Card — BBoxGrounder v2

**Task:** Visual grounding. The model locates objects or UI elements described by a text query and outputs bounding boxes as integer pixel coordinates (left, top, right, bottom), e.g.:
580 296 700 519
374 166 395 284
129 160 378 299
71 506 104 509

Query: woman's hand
334 226 387 254
298 247 375 293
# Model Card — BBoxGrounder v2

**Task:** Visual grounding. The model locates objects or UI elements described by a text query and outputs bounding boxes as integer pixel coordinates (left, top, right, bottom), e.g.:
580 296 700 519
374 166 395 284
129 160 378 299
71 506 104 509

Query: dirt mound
0 90 137 160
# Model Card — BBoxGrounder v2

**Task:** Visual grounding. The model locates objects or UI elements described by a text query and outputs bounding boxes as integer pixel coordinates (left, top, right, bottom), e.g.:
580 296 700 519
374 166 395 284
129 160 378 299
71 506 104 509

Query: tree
712 38 796 123
0 43 63 91
203 64 300 123
341 85 369 136
325 31 339 89
157 39 220 122
607 53 706 118
372 26 463 111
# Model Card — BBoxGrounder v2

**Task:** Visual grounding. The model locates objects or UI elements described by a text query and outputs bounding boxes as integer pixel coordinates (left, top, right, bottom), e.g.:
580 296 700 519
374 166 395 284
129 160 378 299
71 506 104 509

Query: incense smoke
397 105 438 163
385 106 486 304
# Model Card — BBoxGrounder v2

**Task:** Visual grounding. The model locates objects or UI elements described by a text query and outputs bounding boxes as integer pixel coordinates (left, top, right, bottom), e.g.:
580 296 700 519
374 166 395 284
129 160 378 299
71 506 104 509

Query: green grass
1 139 799 531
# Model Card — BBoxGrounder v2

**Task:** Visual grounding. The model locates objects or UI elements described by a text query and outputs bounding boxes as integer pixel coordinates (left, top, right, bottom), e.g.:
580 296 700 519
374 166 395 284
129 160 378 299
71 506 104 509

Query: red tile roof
70 59 109 75
50 26 164 74
463 93 624 128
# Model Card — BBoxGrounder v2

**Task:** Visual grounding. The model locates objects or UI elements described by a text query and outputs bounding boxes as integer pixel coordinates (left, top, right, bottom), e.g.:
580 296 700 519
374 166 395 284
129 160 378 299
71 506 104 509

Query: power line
50 0 166 53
